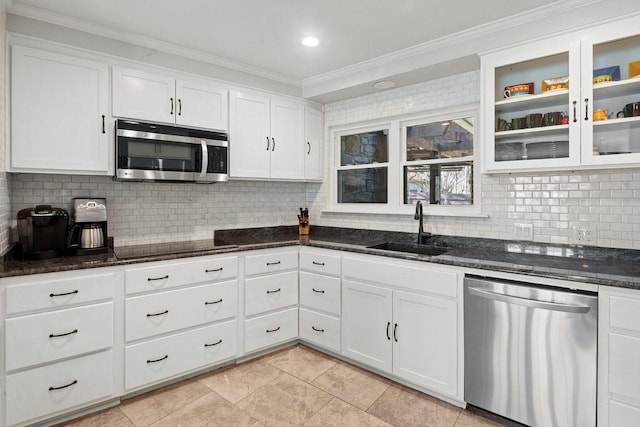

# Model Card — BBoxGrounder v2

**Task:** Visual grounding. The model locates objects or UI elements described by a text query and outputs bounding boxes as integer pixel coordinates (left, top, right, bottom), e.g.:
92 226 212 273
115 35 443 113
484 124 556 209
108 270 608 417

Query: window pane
341 130 389 166
404 162 473 205
338 167 388 203
406 118 474 161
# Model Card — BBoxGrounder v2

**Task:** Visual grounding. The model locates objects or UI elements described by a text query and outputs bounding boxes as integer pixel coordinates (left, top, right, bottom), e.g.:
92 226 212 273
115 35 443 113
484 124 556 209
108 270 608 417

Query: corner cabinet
10 45 111 175
482 15 640 172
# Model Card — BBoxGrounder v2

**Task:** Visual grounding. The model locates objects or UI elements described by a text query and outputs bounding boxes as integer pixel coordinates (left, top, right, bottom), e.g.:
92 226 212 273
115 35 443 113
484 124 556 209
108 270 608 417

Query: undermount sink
367 242 448 256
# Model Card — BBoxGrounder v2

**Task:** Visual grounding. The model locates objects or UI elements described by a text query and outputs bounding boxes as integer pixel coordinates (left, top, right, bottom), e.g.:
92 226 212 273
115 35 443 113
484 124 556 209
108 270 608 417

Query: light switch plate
573 227 595 244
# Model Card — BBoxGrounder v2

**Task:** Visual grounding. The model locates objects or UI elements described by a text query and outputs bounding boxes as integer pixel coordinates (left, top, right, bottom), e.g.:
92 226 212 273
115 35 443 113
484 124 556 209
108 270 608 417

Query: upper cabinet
112 67 229 131
229 90 305 180
10 46 111 175
482 15 640 172
304 107 324 181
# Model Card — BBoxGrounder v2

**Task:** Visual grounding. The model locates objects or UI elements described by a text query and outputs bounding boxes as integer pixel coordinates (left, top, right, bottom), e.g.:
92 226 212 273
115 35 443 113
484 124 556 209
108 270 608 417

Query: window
330 106 479 216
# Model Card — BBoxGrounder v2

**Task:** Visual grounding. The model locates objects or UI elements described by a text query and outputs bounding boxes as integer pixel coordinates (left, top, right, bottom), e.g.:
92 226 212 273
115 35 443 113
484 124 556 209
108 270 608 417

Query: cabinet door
304 106 324 181
176 78 228 131
270 98 304 180
342 280 392 373
392 290 457 396
10 46 110 174
229 90 271 178
113 67 175 123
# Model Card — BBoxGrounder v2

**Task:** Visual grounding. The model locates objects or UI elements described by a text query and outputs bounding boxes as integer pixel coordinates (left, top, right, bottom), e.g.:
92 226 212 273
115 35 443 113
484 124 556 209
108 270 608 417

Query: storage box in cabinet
6 350 113 426
5 302 113 371
299 272 341 315
244 307 298 353
245 271 298 316
244 251 298 276
5 272 115 315
125 320 237 390
299 251 341 276
126 280 237 342
125 256 237 295
299 308 340 352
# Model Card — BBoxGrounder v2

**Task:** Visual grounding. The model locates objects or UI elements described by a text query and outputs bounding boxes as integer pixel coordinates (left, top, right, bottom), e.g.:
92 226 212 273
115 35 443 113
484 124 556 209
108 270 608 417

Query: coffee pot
68 223 104 250
67 198 109 255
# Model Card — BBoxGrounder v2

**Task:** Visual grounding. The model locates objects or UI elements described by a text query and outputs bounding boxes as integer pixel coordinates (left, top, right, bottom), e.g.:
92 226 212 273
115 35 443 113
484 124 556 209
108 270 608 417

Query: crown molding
301 0 600 88
7 2 301 87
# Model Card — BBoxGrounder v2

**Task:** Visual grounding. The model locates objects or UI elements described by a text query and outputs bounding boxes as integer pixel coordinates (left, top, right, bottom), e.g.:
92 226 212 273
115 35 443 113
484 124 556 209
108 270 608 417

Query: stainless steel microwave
115 120 228 183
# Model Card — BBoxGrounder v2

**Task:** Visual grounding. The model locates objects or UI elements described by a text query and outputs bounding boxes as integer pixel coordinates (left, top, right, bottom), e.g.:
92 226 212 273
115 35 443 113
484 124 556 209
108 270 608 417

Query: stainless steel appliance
464 276 597 427
68 198 108 255
17 205 69 259
116 119 228 183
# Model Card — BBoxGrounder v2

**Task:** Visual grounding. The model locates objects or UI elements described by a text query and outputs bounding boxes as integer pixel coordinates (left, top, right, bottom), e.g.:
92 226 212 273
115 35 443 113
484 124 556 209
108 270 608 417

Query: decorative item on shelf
617 102 640 118
495 117 510 132
594 109 610 121
495 142 524 162
526 113 543 128
511 117 527 130
298 207 309 235
542 111 565 126
593 66 620 84
541 76 569 92
503 82 534 98
630 60 640 79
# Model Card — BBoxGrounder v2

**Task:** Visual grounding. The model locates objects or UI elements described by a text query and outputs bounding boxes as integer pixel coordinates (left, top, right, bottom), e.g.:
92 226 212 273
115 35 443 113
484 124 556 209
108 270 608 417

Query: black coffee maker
17 205 69 259
67 198 108 255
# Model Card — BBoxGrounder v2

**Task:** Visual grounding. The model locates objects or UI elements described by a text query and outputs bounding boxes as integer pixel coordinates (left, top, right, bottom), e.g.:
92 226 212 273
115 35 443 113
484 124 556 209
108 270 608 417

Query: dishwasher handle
468 286 591 314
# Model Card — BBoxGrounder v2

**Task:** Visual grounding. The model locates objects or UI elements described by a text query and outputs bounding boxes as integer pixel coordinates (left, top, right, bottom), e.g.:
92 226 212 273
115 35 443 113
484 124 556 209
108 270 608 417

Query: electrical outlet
574 227 595 245
514 223 533 241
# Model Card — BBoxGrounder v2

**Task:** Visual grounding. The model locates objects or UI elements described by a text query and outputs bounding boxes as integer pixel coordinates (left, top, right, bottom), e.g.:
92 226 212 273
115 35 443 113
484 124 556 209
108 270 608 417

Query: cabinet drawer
245 271 298 316
125 320 237 391
125 256 238 295
6 350 113 427
244 308 298 353
5 302 113 371
610 295 640 333
299 308 340 353
299 272 341 315
245 251 298 276
6 272 115 315
300 250 341 276
126 280 237 342
610 333 640 402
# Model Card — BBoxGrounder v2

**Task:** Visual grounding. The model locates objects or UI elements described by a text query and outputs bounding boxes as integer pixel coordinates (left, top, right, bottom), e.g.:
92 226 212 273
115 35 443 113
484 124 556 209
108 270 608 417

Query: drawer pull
312 261 325 266
49 380 78 391
266 288 281 294
312 326 325 333
266 326 281 333
49 290 79 298
205 298 223 305
204 339 223 347
205 267 223 273
312 288 325 294
147 275 169 282
147 355 168 364
49 329 78 338
266 261 281 266
147 310 169 317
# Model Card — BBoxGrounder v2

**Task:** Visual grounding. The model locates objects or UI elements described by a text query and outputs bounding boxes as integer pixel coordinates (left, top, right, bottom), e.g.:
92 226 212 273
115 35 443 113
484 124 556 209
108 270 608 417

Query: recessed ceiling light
302 37 319 47
373 80 396 89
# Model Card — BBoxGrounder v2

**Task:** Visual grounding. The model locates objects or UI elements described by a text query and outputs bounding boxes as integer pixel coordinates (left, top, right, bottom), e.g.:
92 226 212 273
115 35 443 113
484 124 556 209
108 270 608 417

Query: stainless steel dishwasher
464 276 597 427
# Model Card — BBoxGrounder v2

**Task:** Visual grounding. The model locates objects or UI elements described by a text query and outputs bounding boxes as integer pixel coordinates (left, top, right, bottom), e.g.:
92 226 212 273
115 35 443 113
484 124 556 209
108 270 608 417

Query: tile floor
60 344 508 427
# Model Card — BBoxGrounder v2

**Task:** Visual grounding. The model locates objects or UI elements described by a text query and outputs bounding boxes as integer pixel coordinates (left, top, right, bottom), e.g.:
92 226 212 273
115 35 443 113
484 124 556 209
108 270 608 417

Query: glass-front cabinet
482 14 640 172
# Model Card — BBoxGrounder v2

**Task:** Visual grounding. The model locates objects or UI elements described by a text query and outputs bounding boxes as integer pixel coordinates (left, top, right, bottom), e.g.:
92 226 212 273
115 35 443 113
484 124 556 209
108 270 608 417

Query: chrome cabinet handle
266 288 281 294
573 100 577 123
170 97 174 115
386 321 391 340
266 261 281 266
393 323 398 342
147 310 169 317
205 267 223 272
312 288 325 294
147 275 169 282
271 137 275 151
50 290 78 298
584 98 589 121
147 355 168 363
49 380 77 391
205 339 222 347
205 298 223 305
266 326 281 333
178 99 182 116
266 136 270 150
307 141 311 155
49 329 78 338
101 115 106 134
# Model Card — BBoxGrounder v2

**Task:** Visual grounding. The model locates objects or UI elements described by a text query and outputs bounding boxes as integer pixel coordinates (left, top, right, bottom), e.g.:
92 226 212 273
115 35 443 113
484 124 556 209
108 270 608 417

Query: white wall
311 70 640 250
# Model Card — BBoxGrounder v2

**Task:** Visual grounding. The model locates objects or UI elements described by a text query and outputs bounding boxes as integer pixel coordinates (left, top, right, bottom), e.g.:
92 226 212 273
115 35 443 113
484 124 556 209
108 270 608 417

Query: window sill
322 206 489 218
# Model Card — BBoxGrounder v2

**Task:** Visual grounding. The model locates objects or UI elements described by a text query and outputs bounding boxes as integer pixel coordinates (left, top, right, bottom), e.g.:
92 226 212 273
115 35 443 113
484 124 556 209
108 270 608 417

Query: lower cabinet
244 308 298 353
299 308 340 352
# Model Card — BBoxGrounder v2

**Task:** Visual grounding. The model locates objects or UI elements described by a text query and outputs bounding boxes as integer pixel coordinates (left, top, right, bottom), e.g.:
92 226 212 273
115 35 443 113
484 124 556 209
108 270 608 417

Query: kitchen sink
366 242 448 256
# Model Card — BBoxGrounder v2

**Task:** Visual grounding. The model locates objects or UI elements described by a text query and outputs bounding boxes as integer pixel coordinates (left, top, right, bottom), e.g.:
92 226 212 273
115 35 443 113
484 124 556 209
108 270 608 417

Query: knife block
298 220 310 235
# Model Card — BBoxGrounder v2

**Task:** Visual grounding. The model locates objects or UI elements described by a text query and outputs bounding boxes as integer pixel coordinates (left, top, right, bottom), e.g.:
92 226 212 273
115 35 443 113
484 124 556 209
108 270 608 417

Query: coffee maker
67 198 108 255
17 205 69 259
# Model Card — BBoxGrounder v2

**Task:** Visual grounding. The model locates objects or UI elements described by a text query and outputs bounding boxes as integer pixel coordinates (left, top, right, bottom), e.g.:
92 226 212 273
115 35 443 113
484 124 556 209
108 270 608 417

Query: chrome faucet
414 201 430 244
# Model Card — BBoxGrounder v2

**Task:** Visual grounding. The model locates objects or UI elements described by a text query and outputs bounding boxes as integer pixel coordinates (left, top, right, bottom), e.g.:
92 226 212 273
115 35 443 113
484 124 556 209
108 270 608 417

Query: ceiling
6 0 640 102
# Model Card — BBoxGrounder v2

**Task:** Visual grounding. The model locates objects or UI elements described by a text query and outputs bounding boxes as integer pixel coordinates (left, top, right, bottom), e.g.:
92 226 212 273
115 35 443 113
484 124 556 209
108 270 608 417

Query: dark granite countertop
3 226 640 290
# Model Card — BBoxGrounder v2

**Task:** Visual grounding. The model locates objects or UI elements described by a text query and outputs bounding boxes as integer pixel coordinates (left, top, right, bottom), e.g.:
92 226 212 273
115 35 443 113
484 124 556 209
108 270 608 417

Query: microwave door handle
200 141 208 177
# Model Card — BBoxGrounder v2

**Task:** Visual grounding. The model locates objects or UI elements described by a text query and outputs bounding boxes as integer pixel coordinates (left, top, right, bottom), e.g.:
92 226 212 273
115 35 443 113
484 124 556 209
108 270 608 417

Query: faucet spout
414 201 424 244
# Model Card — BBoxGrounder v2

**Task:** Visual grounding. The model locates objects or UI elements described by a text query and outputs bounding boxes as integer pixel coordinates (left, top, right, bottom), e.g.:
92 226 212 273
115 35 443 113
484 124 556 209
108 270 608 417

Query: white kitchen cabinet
482 15 640 172
10 45 111 175
598 286 640 427
229 90 304 180
113 67 228 131
304 106 324 181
